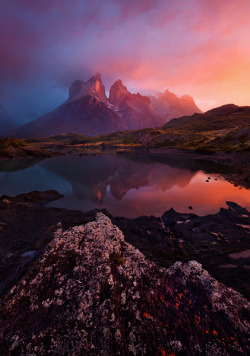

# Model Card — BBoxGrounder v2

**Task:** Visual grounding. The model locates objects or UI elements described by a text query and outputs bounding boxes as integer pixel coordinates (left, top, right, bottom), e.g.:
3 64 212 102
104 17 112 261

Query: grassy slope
0 138 57 159
21 105 250 154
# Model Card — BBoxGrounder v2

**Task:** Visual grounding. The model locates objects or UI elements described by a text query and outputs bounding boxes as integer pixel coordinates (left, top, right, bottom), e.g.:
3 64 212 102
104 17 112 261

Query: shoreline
134 147 250 189
0 190 249 300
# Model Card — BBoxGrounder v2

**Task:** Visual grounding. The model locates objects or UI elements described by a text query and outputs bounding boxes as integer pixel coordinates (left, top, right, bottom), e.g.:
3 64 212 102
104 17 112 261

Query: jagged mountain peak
109 79 129 105
112 79 126 88
86 72 102 84
150 88 202 120
68 73 107 103
68 80 84 100
10 74 202 138
181 94 194 101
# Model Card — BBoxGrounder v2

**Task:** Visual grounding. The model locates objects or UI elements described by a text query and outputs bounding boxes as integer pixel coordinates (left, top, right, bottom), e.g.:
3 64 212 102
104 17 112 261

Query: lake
0 152 249 218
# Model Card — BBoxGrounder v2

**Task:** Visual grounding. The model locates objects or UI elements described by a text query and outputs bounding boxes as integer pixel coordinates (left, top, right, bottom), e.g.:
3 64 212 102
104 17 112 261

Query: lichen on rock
0 213 249 355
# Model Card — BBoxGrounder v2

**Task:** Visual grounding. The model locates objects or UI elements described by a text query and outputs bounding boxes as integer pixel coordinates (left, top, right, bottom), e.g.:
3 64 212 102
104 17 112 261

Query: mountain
11 74 201 138
0 103 16 137
149 89 202 122
109 80 165 129
68 73 107 104
11 74 126 138
62 104 249 154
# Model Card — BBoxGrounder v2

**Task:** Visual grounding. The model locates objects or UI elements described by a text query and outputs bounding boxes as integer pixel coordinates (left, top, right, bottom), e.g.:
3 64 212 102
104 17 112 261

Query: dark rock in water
0 192 108 297
161 207 198 227
1 191 250 301
0 190 63 205
0 214 249 355
113 202 250 298
226 201 245 212
161 202 250 297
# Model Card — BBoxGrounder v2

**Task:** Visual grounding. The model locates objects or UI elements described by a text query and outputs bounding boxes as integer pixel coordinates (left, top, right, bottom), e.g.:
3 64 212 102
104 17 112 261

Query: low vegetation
3 104 250 155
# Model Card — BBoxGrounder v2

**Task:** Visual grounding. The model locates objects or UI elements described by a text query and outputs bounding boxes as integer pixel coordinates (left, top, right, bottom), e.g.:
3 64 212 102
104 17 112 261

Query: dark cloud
0 0 249 120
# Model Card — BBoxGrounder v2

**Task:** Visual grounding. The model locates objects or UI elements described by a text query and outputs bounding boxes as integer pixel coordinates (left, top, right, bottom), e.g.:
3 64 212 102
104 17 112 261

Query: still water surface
0 153 249 218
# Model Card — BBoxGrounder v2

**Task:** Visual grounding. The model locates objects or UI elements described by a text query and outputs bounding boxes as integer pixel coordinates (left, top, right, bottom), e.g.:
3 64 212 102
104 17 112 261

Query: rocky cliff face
10 74 125 138
10 74 201 138
109 79 128 106
0 213 249 355
68 73 107 104
11 95 125 138
150 90 202 122
109 80 165 129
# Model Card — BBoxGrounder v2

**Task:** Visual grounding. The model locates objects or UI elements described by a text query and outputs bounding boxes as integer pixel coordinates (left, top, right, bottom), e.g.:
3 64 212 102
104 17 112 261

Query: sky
0 0 250 122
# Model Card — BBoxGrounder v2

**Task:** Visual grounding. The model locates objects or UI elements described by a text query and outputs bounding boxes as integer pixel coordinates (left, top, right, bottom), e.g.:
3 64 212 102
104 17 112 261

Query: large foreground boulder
0 214 249 355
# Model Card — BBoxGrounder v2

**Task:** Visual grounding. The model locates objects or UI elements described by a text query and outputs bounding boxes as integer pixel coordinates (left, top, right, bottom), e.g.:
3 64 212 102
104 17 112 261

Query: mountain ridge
8 74 201 138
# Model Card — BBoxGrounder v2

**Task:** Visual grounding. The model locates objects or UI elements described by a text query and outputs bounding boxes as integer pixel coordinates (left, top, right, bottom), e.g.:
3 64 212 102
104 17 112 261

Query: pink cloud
0 0 250 118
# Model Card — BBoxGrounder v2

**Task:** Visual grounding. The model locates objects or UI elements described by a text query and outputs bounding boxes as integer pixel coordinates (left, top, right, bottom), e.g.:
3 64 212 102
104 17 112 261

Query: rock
10 74 124 138
0 195 112 297
161 202 250 297
0 190 63 205
68 73 107 104
109 79 165 130
149 89 201 123
0 214 249 355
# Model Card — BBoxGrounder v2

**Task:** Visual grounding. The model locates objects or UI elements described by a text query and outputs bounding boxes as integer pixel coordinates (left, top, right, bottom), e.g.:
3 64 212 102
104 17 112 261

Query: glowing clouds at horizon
0 0 250 119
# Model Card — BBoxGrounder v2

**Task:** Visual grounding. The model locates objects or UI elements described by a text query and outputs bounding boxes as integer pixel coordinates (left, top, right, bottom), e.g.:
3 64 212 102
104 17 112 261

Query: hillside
39 104 250 153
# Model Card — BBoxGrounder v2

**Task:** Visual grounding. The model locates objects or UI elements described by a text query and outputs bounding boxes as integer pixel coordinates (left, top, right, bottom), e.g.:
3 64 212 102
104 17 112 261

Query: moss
0 138 26 150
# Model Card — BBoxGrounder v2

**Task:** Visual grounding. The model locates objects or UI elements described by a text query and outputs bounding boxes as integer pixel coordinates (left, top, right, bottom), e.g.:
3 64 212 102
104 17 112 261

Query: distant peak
68 73 107 102
109 79 129 105
205 104 239 116
68 80 84 100
112 79 127 90
162 89 177 97
87 72 102 84
71 79 84 86
181 94 192 99
181 94 195 103
115 79 123 86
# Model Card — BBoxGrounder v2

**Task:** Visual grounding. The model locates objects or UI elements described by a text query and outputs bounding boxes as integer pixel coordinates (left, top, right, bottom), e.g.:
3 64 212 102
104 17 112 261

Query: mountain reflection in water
0 153 249 217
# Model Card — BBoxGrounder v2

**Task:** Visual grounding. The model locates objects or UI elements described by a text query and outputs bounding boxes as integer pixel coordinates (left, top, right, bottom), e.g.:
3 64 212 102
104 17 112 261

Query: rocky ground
0 191 108 297
141 148 250 189
0 191 249 301
113 202 250 299
0 138 59 160
0 213 249 355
